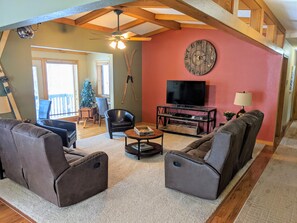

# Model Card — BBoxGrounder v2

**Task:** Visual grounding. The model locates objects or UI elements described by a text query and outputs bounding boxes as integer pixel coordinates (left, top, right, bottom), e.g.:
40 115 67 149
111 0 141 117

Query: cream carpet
0 132 264 223
235 121 297 223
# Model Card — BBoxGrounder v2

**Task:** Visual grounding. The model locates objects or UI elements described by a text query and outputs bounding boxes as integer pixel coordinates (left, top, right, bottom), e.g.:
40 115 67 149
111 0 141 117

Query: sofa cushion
182 132 214 160
186 138 214 159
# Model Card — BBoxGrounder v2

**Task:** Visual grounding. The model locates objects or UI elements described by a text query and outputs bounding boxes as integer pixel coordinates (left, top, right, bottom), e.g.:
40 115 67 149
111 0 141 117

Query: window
32 66 40 118
96 62 110 97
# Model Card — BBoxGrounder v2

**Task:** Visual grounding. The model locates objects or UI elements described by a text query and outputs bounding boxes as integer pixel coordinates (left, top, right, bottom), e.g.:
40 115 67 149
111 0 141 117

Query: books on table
134 126 154 136
131 143 153 152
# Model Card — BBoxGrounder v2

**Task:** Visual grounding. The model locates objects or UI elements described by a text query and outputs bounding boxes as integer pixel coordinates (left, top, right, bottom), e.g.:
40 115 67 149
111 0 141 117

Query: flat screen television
166 80 206 106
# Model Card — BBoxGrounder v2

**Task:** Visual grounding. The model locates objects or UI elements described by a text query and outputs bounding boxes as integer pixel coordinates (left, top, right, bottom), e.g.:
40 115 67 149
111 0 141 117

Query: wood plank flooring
0 121 275 223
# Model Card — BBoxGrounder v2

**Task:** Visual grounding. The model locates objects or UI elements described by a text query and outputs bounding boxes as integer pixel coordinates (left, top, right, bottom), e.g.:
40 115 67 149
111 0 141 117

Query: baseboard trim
256 139 274 146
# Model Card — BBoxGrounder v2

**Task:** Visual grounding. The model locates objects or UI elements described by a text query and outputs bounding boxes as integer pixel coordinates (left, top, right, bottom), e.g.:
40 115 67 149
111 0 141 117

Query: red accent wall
142 28 282 142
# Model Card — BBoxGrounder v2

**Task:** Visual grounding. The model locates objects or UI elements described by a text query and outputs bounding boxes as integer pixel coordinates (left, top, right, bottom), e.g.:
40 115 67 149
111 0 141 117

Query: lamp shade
234 92 252 106
0 96 11 114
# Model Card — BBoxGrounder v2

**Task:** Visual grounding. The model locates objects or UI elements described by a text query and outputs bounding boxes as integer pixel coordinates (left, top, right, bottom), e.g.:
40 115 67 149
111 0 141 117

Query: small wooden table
77 107 97 128
124 128 164 160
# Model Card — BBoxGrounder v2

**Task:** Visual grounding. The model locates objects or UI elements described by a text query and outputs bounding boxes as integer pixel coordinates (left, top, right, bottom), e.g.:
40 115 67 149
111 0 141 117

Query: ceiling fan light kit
109 39 126 49
109 9 127 50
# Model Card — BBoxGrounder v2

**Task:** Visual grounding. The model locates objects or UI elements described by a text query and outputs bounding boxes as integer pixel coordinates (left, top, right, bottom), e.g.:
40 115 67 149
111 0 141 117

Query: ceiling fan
92 9 151 49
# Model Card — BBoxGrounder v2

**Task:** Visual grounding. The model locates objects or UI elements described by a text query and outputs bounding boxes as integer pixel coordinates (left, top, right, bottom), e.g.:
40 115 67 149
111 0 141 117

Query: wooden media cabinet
156 105 217 137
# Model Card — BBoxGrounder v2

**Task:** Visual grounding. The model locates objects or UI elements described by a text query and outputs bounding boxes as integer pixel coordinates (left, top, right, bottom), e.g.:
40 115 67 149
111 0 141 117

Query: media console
156 105 217 137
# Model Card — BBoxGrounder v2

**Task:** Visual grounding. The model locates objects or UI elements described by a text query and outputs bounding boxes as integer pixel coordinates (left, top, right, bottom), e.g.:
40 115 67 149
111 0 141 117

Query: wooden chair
96 97 109 126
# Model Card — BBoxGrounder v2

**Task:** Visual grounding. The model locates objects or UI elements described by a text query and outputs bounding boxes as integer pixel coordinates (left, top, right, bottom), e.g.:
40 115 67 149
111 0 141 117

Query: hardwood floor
0 198 33 223
206 146 274 223
0 121 275 223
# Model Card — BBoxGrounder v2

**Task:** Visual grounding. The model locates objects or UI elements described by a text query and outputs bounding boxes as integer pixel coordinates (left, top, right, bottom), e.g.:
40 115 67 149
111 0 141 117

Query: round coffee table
124 128 164 160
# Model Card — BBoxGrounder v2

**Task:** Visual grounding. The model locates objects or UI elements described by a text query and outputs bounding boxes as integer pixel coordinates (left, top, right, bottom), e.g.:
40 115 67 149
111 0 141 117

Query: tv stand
156 105 217 137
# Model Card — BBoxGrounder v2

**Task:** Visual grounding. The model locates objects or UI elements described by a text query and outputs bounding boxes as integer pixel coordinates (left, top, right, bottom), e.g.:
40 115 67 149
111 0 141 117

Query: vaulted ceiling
52 0 295 54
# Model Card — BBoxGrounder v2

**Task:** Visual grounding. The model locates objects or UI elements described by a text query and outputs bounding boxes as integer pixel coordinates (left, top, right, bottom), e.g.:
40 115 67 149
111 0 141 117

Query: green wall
1 21 142 121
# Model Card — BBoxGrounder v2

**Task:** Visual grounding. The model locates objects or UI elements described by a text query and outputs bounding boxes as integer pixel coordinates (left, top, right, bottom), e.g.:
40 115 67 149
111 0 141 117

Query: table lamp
234 91 252 118
0 96 11 114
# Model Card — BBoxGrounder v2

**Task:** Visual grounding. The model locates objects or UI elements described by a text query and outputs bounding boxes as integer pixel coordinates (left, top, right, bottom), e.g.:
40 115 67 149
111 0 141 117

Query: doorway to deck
31 47 113 119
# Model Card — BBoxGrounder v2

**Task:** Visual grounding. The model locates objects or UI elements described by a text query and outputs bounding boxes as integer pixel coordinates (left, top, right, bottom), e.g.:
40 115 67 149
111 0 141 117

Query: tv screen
166 80 206 106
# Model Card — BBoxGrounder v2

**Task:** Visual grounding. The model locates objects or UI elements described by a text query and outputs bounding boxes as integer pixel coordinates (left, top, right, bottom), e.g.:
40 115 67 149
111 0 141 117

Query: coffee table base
125 142 163 160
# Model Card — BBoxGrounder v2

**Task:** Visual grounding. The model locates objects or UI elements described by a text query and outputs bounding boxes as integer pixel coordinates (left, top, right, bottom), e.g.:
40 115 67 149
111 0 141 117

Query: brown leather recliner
0 119 108 207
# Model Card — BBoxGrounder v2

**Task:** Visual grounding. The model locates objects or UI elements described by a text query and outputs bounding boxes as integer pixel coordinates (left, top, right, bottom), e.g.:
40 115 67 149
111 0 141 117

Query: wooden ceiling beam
113 19 145 32
276 31 284 48
181 23 216 30
156 0 283 54
250 8 264 33
240 0 260 10
232 0 239 15
143 27 169 37
238 1 250 10
54 18 113 33
121 1 168 8
80 23 113 33
155 14 196 21
264 13 274 25
254 0 285 33
127 36 152 41
239 17 250 24
54 18 76 26
212 0 233 13
266 24 277 43
75 8 113 25
121 7 181 30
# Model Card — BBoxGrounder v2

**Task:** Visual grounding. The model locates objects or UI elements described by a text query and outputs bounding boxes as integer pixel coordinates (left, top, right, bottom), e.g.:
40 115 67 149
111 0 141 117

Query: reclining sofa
165 110 264 200
0 119 108 207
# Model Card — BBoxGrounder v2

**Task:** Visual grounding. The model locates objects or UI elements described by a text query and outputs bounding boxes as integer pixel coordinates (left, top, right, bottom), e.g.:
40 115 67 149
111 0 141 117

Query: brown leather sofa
165 110 264 200
0 119 108 207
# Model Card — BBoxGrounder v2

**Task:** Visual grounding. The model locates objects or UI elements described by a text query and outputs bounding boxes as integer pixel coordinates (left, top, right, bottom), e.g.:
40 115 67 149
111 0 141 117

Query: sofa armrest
55 151 108 207
166 150 205 165
165 150 220 200
63 147 88 157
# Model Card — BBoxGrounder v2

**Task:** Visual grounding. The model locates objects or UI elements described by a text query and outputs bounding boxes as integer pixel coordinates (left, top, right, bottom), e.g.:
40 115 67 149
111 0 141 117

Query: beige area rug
0 132 264 223
235 122 297 223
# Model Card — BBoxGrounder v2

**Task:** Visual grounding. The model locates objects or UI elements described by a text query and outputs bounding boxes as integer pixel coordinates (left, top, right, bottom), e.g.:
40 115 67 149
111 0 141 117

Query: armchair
38 99 52 119
36 119 77 148
105 109 135 139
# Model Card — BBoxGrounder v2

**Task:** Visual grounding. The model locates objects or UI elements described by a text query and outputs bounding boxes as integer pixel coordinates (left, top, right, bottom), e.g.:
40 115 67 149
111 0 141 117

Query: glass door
46 61 78 118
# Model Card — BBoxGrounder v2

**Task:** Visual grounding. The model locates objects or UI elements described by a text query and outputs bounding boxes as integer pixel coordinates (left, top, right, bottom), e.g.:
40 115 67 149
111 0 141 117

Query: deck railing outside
49 94 77 117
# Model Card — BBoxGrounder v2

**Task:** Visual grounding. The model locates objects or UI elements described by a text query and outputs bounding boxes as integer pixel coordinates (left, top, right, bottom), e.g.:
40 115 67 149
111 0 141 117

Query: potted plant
77 80 97 127
223 111 236 121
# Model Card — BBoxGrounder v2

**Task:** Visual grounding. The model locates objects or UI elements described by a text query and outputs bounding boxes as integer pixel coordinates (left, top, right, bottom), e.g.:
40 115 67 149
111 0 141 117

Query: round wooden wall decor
184 40 217 76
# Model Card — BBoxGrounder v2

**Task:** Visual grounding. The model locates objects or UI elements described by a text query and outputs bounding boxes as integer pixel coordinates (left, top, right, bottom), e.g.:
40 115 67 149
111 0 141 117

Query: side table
77 107 97 128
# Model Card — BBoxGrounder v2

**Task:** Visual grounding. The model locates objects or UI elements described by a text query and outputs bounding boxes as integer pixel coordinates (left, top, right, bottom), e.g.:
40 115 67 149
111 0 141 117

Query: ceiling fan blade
122 31 136 39
126 37 152 41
